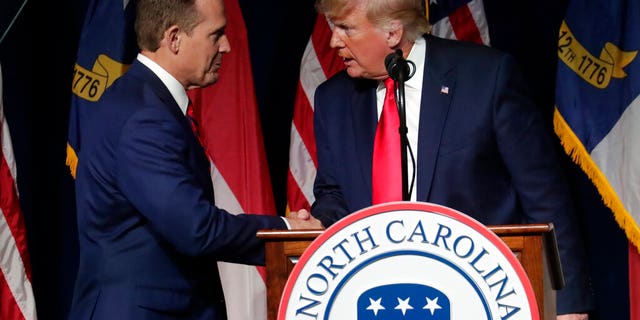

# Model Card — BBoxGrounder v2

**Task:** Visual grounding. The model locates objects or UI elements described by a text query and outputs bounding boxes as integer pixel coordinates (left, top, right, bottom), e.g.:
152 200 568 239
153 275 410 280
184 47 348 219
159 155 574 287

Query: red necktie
372 78 402 204
186 102 202 144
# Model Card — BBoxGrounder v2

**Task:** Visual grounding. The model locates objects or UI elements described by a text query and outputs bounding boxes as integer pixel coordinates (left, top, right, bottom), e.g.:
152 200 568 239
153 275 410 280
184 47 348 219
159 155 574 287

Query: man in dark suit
310 0 592 319
68 0 321 319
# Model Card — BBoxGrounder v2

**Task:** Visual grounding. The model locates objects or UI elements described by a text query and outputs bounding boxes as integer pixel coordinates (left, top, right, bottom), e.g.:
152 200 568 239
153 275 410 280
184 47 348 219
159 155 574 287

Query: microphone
384 49 415 81
383 49 416 201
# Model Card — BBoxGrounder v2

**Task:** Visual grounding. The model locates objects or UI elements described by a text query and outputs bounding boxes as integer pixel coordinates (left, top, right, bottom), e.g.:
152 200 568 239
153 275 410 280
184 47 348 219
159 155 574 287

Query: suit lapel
130 61 213 196
132 62 187 125
351 80 378 200
136 62 205 148
416 36 456 201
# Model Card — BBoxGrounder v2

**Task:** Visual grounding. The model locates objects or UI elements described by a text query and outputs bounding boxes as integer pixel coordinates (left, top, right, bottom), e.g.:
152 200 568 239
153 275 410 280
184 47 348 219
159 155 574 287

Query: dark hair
135 0 201 51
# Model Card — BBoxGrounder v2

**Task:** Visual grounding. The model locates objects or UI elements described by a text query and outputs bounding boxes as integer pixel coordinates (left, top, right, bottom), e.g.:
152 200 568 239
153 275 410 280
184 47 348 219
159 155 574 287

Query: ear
164 25 181 53
386 20 404 48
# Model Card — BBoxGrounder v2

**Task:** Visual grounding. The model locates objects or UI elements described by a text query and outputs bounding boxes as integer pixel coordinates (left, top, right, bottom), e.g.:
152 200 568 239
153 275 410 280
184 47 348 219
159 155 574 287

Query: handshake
285 209 324 230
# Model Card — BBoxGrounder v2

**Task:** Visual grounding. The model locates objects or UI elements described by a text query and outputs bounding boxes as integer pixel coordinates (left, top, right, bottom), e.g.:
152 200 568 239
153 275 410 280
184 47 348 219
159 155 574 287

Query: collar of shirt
137 53 190 115
376 37 426 116
404 37 425 94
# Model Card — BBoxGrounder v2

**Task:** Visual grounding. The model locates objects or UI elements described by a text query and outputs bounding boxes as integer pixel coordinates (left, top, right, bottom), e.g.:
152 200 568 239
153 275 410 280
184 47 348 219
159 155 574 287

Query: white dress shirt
376 38 426 201
137 53 190 115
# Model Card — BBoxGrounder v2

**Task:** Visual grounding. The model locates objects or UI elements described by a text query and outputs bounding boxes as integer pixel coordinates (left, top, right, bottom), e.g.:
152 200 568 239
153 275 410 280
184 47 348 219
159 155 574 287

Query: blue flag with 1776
67 0 139 178
554 0 639 254
553 1 639 317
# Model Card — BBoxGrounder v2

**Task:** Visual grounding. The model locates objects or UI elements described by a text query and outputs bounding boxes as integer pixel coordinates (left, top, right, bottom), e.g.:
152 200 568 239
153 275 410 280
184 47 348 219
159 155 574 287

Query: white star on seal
366 297 385 316
394 297 413 315
423 296 442 315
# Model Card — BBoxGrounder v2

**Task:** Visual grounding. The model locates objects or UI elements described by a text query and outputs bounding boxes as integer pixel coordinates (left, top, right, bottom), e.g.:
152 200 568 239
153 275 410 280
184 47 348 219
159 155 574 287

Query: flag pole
0 0 28 45
424 0 429 24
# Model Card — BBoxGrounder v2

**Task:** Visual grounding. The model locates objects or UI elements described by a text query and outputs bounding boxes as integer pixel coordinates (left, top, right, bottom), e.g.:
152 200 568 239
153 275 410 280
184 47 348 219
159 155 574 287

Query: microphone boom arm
385 49 414 201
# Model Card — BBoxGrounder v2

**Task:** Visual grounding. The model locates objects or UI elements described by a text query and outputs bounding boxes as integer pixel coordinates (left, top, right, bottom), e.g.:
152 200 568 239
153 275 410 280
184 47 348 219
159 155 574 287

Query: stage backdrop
0 0 631 319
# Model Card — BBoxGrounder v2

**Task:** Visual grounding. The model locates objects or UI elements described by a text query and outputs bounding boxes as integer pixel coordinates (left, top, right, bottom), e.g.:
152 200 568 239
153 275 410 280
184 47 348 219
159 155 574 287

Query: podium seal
279 202 539 320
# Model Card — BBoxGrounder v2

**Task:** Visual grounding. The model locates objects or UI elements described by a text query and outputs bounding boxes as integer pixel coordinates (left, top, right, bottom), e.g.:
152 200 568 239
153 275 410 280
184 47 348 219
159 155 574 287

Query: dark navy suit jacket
69 61 286 320
311 35 593 314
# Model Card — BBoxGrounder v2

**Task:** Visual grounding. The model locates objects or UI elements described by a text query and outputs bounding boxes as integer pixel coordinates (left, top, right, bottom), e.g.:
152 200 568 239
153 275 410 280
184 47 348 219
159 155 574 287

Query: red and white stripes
187 0 277 318
0 63 37 320
287 16 344 212
430 0 490 46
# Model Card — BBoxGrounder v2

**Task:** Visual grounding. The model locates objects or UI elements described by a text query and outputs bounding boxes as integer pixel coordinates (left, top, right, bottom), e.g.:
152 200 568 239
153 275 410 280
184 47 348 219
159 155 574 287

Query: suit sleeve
491 55 594 314
311 82 351 227
114 108 285 265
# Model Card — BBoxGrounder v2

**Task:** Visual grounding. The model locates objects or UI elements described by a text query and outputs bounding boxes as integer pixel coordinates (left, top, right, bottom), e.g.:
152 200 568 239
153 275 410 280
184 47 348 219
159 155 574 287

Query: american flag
286 0 490 212
429 0 490 46
1 63 37 320
1 3 37 318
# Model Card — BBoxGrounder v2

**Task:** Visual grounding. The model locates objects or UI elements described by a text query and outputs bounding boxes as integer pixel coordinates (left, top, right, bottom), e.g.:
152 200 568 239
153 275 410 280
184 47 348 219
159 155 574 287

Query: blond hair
316 0 430 41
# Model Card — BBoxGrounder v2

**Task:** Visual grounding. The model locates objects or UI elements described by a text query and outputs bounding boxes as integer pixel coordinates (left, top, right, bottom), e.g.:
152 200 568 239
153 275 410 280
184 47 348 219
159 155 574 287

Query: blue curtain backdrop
0 0 628 319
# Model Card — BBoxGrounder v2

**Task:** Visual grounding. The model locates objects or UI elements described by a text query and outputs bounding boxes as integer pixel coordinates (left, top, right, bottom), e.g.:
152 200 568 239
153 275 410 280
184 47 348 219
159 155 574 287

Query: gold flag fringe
66 143 78 179
553 108 640 252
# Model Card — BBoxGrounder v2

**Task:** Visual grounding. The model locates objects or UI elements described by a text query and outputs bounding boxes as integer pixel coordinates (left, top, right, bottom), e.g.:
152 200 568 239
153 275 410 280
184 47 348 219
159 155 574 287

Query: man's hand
557 313 588 320
286 209 324 230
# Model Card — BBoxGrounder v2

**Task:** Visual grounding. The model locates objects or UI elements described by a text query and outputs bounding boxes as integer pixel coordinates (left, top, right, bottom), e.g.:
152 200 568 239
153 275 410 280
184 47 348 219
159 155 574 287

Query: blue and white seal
279 202 539 320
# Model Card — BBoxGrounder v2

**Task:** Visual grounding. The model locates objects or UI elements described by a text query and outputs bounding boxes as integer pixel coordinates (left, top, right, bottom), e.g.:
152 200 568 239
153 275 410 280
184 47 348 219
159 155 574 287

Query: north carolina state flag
187 0 276 318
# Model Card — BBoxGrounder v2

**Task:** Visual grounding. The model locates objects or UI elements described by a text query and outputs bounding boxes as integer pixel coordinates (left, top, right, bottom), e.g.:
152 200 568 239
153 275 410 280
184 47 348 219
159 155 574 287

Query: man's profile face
180 0 230 88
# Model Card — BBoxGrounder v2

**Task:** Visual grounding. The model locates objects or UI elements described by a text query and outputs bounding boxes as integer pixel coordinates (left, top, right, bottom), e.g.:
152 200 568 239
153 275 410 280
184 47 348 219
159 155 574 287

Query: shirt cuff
281 217 291 230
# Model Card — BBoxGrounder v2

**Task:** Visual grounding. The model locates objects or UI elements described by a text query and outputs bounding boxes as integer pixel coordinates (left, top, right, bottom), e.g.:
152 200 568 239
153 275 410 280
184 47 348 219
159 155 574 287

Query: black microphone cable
384 49 417 200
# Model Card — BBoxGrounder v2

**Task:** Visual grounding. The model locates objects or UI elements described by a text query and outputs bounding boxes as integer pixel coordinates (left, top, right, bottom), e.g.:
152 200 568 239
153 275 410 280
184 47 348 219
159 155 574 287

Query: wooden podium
257 223 564 320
